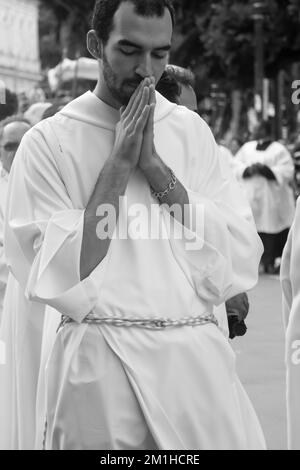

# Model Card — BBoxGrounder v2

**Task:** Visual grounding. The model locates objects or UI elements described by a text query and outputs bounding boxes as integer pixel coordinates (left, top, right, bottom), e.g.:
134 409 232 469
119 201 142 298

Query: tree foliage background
39 0 300 139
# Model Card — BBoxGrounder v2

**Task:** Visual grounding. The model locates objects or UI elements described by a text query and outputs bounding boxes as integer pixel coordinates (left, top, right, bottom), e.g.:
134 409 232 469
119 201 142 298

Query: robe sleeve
162 114 263 305
270 144 294 186
280 225 293 331
4 126 102 323
231 144 250 180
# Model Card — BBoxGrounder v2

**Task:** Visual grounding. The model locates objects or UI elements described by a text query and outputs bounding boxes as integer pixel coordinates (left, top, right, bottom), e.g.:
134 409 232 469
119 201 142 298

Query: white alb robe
5 91 265 450
0 274 45 450
0 168 45 451
234 140 295 233
281 197 300 450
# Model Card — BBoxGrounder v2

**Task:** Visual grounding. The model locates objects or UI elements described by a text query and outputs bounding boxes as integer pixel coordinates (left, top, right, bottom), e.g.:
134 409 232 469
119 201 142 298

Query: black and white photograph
0 0 300 452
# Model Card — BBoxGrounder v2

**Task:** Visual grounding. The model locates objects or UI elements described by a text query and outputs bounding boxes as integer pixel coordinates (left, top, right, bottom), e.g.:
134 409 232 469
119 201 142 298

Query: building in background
0 0 41 94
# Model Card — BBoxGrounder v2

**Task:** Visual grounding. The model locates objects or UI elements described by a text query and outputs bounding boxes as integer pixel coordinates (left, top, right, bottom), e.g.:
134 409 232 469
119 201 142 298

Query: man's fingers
144 102 155 140
149 83 156 106
122 79 146 119
126 79 151 123
143 84 156 136
126 86 150 129
134 105 150 133
119 106 126 119
124 77 151 120
149 102 155 127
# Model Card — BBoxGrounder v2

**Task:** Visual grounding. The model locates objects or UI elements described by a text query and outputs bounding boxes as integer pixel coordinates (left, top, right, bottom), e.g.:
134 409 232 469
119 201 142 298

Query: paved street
232 274 287 450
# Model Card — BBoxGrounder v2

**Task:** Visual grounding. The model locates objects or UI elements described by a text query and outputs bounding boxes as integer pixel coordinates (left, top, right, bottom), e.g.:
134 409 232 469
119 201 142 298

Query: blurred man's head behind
156 64 197 111
252 120 273 141
0 88 18 122
0 115 31 174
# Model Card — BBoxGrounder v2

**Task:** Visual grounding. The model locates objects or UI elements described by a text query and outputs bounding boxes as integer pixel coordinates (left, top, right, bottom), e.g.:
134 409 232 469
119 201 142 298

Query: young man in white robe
5 0 266 450
234 121 295 274
281 197 300 450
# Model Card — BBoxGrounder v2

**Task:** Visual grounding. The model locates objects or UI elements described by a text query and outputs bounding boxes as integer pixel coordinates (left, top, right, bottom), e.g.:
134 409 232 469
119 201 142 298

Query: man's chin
119 87 136 105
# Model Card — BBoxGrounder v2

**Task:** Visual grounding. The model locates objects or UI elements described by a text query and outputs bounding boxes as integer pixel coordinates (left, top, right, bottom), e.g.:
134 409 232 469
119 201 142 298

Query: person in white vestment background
281 197 300 450
4 0 266 450
234 120 295 274
0 116 31 320
0 116 47 451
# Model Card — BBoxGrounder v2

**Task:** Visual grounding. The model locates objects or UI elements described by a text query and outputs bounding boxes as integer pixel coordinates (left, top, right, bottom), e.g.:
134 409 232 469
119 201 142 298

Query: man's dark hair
165 65 195 89
156 65 195 104
92 0 175 44
0 89 18 122
156 70 181 103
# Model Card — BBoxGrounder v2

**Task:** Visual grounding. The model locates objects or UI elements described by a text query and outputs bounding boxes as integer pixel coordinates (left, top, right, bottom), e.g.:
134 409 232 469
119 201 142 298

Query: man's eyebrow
118 39 171 51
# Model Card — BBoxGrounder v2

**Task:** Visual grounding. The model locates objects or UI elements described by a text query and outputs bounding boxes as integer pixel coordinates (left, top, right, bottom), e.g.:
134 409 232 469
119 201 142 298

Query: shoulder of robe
243 141 257 149
270 141 290 154
14 118 63 174
235 141 256 157
169 105 219 152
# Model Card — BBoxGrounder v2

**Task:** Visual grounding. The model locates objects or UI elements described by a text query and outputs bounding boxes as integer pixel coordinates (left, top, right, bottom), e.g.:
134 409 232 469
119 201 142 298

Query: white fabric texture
234 140 295 233
0 273 45 450
3 91 265 449
0 169 46 450
281 197 300 449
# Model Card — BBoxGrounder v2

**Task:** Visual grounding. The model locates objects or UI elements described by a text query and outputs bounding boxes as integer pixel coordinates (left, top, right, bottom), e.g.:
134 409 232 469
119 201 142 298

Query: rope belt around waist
57 311 218 333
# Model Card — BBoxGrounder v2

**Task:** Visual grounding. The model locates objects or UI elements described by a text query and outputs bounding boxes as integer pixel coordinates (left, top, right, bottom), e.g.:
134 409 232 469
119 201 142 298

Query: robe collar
59 90 177 130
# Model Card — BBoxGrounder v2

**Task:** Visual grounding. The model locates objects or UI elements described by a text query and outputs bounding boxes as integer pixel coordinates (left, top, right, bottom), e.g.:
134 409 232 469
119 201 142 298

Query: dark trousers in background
258 228 289 268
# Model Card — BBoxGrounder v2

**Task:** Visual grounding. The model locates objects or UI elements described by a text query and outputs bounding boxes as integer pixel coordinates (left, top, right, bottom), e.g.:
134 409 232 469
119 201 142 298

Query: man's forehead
2 121 30 141
179 85 198 112
111 1 173 46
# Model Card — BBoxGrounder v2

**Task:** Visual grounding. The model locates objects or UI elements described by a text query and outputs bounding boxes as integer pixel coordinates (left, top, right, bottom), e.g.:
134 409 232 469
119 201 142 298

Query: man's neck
93 79 121 110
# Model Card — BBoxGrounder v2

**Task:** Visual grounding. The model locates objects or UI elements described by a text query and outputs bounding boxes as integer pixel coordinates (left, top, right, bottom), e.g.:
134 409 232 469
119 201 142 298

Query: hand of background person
112 78 152 169
226 293 249 339
242 164 260 179
255 163 277 181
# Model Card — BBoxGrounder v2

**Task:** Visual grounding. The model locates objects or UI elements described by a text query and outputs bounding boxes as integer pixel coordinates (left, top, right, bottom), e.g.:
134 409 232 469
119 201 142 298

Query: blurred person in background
0 116 42 452
229 136 243 156
0 115 31 320
17 92 30 114
156 64 197 111
235 120 295 274
291 142 300 199
0 89 18 122
24 102 53 126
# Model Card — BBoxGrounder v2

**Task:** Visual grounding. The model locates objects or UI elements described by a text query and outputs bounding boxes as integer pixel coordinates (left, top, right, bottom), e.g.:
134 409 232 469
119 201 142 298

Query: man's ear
87 30 102 60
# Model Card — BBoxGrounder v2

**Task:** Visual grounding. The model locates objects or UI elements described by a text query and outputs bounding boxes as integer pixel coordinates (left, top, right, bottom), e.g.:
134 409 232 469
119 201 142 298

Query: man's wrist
141 153 171 191
110 152 135 173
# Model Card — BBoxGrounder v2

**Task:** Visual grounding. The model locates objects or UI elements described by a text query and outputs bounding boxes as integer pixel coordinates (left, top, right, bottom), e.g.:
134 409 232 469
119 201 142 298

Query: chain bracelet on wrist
150 170 177 201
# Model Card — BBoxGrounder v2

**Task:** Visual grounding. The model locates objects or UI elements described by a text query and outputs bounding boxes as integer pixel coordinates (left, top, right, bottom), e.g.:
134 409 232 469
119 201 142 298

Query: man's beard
102 52 142 106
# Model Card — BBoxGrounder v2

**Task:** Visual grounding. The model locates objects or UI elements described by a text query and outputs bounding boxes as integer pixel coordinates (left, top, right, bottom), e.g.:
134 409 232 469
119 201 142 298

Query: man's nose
136 54 153 79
